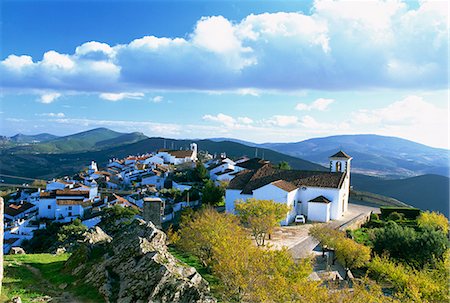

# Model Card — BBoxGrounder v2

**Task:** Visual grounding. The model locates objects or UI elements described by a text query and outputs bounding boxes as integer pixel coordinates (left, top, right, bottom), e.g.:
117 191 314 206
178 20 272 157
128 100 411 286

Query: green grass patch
3 253 104 303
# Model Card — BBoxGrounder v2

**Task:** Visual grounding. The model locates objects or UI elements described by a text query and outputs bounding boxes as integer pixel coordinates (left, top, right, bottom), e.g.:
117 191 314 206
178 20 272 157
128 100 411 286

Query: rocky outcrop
66 220 216 303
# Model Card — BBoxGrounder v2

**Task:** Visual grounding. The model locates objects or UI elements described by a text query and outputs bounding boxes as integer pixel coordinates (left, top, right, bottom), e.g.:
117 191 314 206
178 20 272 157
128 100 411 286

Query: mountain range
1 128 448 216
212 135 450 179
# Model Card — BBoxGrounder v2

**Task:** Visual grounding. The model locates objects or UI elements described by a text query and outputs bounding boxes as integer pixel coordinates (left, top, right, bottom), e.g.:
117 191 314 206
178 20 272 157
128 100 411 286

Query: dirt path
24 264 82 303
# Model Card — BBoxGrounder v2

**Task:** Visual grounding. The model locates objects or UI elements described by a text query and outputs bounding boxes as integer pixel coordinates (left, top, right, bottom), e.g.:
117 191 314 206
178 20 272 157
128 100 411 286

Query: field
1 253 103 303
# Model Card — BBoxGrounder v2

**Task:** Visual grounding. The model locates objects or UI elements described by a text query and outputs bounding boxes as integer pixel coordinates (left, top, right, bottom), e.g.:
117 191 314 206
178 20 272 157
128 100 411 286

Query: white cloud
99 92 144 101
351 95 448 148
238 117 253 124
152 96 164 103
203 113 236 127
38 112 65 118
296 98 334 111
39 92 61 104
1 0 446 93
266 115 299 127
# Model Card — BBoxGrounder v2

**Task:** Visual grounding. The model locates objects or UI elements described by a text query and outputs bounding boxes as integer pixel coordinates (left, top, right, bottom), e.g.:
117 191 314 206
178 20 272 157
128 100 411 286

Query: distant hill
10 133 59 143
214 135 450 178
0 137 325 181
3 128 148 154
352 173 449 217
1 128 448 216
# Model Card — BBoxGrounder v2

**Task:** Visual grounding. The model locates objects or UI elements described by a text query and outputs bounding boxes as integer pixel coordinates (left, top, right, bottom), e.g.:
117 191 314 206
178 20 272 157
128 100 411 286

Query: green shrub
370 213 379 221
380 207 420 220
387 212 404 222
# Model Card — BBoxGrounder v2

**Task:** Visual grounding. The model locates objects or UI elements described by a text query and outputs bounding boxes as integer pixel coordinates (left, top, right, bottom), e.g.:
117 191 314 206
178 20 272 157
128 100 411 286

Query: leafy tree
194 161 209 181
277 161 291 170
335 237 371 273
368 254 449 302
309 224 345 256
57 218 87 242
201 180 225 206
99 205 139 235
418 211 449 234
373 221 448 268
235 199 290 246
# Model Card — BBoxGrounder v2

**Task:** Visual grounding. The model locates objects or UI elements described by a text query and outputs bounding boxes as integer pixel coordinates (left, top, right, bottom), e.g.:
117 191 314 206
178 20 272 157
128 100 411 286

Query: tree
235 199 290 246
335 237 371 273
368 254 449 302
373 221 448 268
277 161 291 170
178 207 243 267
194 161 209 181
418 211 449 234
309 224 345 256
99 205 139 235
57 218 87 243
201 179 225 206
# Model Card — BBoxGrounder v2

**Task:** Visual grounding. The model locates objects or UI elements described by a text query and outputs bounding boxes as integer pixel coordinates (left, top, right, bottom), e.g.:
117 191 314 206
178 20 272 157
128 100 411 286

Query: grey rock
10 296 22 303
83 226 112 245
67 220 216 303
10 247 26 255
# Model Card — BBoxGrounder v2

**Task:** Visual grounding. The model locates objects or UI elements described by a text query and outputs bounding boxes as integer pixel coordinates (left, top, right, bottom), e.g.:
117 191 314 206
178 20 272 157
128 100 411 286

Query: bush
370 213 379 221
373 221 449 268
387 212 404 222
380 207 420 220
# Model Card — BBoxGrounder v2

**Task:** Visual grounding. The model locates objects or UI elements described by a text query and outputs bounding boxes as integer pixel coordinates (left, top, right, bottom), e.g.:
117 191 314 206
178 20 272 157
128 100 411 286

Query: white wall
38 198 56 219
55 204 84 221
225 189 251 213
308 202 331 222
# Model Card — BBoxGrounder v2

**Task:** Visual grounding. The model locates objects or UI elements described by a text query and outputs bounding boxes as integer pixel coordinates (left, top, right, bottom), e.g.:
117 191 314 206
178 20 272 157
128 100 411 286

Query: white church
225 151 352 224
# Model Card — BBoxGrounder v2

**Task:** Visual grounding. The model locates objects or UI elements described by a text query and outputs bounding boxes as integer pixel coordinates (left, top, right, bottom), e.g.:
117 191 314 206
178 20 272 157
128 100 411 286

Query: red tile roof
4 201 36 217
228 164 345 194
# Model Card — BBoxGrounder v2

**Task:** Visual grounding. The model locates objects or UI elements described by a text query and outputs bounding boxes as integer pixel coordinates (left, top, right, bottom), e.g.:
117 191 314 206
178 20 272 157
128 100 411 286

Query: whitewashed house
225 151 352 224
4 201 38 221
156 143 198 165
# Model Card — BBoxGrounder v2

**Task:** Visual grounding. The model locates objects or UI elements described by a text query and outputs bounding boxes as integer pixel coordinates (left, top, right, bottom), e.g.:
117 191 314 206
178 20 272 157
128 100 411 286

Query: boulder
10 297 22 303
67 220 216 303
82 226 112 245
10 247 26 255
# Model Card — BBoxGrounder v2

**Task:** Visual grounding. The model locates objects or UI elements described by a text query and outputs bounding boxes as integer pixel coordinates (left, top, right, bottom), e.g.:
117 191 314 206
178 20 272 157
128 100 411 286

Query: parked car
295 214 306 224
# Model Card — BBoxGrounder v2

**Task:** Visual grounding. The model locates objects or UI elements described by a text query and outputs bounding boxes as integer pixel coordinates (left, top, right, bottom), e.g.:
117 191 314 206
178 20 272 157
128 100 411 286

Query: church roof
329 150 352 159
309 195 332 204
228 164 345 194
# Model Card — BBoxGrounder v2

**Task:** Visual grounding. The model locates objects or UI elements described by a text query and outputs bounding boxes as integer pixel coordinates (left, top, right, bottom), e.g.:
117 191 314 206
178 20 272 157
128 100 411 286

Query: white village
4 143 357 253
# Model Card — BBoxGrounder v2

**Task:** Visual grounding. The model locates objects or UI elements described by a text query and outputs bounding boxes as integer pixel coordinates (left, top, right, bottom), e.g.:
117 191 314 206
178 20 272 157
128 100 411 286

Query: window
336 162 342 172
47 205 51 209
68 206 72 210
68 212 72 216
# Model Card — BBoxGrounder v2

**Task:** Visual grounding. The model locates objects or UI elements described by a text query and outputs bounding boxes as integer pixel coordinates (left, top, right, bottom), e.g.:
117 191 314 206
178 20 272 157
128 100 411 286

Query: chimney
143 197 164 229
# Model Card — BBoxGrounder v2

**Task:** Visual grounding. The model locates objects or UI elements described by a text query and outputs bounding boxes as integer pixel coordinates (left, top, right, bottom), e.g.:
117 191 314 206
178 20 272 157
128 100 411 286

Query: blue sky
1 0 448 148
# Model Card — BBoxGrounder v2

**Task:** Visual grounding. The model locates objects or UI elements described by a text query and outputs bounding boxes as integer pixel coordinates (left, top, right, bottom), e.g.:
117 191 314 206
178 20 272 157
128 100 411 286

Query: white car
294 215 306 224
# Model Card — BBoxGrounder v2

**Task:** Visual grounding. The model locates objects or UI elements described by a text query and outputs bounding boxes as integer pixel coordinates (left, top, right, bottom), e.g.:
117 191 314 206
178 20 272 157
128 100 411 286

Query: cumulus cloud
37 112 65 117
39 92 61 104
350 95 448 147
296 98 334 111
203 113 236 127
151 96 164 103
0 0 447 93
266 115 299 127
99 92 144 101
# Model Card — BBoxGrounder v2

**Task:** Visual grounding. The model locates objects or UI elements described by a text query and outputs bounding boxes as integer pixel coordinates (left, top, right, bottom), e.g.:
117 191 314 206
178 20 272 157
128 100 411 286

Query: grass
2 253 104 303
168 246 221 296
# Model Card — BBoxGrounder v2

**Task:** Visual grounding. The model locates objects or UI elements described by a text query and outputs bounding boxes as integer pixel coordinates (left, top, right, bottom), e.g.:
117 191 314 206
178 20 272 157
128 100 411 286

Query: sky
0 0 449 148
